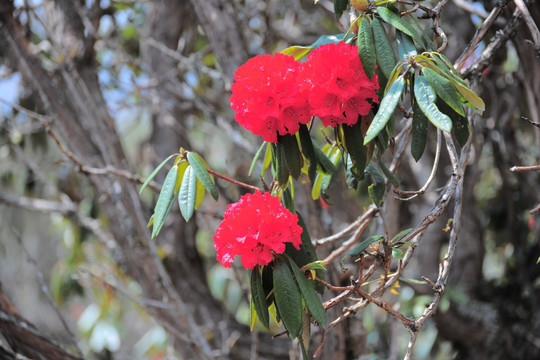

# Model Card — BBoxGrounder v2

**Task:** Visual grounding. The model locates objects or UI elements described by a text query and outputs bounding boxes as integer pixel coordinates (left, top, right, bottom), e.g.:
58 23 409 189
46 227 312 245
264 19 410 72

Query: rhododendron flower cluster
213 191 303 269
305 42 380 127
230 41 379 141
230 53 311 143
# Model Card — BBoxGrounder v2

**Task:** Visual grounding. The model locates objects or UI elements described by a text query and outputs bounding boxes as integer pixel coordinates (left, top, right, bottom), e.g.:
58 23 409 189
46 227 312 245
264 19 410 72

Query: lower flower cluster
213 191 302 269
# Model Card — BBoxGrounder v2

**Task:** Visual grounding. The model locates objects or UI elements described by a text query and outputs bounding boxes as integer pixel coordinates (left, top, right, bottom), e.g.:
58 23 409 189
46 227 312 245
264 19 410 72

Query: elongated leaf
358 17 376 80
372 17 396 79
365 162 385 206
251 267 270 329
411 99 429 162
378 160 399 187
194 178 205 209
273 258 302 338
262 265 274 306
282 187 295 213
174 160 189 194
311 145 340 200
376 7 424 48
422 67 465 116
286 256 327 328
390 228 413 244
298 125 317 183
178 165 197 221
272 143 290 188
139 154 175 194
187 152 218 200
447 77 485 113
249 142 267 177
414 76 452 132
343 122 367 181
152 165 178 238
280 134 303 180
261 142 272 178
437 99 470 146
333 0 348 18
281 34 350 59
396 30 417 60
364 76 405 144
152 193 177 237
340 234 383 270
314 144 337 175
280 46 312 61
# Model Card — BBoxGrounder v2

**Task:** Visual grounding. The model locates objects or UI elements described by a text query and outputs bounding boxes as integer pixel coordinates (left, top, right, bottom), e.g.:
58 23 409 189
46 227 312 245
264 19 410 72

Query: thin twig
509 164 540 172
207 169 263 192
455 1 506 72
396 130 442 200
315 206 378 248
513 0 540 49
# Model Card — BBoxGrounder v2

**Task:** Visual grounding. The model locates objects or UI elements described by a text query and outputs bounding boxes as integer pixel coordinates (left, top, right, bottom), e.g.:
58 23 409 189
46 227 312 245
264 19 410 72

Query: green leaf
422 67 465 116
414 76 452 132
281 187 296 214
251 267 270 329
262 265 275 306
396 30 417 60
340 235 383 270
343 122 367 181
152 193 177 237
390 228 413 243
293 213 325 293
280 134 303 180
298 125 317 183
399 277 428 285
358 17 376 80
376 7 424 48
286 256 327 328
411 99 429 162
365 162 385 206
260 143 272 178
448 77 485 113
139 154 175 194
314 144 337 175
194 178 205 209
151 165 178 238
392 248 403 259
378 160 399 187
273 258 302 338
364 76 405 144
372 17 396 79
249 142 267 177
333 0 348 18
186 152 218 201
436 99 470 146
281 34 351 60
178 165 197 221
271 143 290 188
312 145 340 200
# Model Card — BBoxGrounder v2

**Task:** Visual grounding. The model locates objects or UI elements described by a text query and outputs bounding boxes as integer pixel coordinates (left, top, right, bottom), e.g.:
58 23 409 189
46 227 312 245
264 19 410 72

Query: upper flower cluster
213 191 303 269
230 42 379 142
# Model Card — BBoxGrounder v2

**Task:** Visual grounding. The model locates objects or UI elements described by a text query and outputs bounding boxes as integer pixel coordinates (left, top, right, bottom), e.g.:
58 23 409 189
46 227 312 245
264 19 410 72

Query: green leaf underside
152 165 178 238
414 76 452 132
422 67 465 116
179 165 197 221
251 268 270 329
376 7 425 48
273 258 302 338
280 134 303 180
411 99 429 162
358 17 376 80
152 193 177 238
396 30 417 60
249 142 267 177
364 76 405 144
372 17 396 79
187 152 218 200
139 154 175 194
286 256 327 328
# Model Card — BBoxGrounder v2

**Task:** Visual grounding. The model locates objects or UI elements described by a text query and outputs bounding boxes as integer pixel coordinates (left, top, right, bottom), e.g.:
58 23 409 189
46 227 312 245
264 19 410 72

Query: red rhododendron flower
213 191 303 269
230 53 311 143
305 41 379 127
